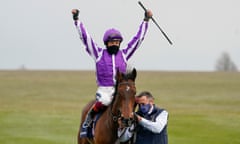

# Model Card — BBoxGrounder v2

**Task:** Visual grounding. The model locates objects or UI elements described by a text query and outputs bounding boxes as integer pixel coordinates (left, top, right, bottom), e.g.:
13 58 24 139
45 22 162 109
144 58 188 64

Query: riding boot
80 108 96 138
83 108 96 128
80 102 105 138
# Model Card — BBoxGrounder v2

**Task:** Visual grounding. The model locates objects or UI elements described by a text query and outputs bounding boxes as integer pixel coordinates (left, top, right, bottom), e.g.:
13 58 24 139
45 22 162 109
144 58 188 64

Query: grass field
0 70 240 144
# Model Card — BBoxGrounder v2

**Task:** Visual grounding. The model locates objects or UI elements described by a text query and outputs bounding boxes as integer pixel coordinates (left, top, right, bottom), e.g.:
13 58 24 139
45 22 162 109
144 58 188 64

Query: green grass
0 70 240 144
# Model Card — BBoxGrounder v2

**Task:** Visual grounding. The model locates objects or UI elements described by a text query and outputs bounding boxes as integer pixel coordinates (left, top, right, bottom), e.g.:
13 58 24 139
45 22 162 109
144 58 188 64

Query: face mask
107 45 119 55
139 104 151 114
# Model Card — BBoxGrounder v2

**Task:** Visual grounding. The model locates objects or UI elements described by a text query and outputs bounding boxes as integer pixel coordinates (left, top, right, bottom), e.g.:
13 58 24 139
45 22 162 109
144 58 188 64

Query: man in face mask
106 39 120 55
135 91 169 144
103 29 122 55
72 9 153 138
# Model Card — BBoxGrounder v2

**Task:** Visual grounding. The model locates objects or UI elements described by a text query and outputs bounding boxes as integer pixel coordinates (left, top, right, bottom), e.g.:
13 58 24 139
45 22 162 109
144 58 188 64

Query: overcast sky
0 0 239 71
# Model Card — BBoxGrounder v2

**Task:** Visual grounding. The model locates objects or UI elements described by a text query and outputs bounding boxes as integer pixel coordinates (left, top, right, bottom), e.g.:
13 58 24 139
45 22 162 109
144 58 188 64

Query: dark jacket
135 106 168 144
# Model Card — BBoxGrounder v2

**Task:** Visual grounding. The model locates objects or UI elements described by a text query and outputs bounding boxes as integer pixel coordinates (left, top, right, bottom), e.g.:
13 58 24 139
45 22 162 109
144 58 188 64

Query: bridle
110 81 137 143
111 81 136 127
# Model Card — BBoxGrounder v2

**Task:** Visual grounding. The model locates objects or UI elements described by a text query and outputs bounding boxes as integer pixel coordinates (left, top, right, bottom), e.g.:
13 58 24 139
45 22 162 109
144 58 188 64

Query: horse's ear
132 68 137 81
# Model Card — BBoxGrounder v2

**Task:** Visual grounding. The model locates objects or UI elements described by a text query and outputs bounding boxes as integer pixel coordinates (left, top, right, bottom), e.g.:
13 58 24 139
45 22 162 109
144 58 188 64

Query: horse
77 68 137 144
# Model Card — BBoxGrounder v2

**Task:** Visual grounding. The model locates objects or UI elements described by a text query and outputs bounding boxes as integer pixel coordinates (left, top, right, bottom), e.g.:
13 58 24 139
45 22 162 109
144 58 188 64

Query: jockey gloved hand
72 9 79 20
144 10 153 21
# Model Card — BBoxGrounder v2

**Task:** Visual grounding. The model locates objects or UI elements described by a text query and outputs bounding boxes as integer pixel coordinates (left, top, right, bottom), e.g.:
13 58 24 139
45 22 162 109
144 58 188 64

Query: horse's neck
94 107 119 144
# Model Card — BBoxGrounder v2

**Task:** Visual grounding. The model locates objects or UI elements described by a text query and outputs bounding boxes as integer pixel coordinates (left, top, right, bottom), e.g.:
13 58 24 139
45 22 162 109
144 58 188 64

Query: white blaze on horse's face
126 85 130 91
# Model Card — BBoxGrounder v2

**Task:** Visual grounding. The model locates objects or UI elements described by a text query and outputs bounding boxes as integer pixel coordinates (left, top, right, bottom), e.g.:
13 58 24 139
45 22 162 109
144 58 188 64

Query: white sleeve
74 20 101 61
139 110 168 133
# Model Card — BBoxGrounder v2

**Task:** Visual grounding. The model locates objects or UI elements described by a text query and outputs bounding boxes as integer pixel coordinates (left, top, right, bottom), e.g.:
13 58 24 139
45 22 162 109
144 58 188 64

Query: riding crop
138 1 173 45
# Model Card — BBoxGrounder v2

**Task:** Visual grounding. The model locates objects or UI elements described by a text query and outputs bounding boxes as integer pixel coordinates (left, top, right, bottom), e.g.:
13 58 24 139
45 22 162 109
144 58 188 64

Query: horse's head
112 68 137 128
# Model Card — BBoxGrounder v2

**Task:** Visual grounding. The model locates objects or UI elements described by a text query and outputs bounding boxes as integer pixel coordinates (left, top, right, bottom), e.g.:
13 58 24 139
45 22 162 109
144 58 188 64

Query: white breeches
96 86 115 106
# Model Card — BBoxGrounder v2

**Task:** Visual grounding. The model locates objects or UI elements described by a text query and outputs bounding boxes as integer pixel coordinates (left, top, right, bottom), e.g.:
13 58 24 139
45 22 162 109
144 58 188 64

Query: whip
138 1 173 45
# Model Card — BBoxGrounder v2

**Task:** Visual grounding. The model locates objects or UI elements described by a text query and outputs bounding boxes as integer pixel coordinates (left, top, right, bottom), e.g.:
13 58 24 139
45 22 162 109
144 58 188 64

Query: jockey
71 9 153 137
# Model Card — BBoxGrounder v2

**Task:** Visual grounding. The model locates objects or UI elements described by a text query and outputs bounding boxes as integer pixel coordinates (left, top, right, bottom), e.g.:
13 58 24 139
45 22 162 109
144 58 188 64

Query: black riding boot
83 109 96 128
80 108 96 138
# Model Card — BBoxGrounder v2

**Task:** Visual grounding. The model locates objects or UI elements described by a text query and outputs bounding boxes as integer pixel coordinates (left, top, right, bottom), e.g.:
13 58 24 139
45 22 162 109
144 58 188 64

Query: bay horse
78 68 137 144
